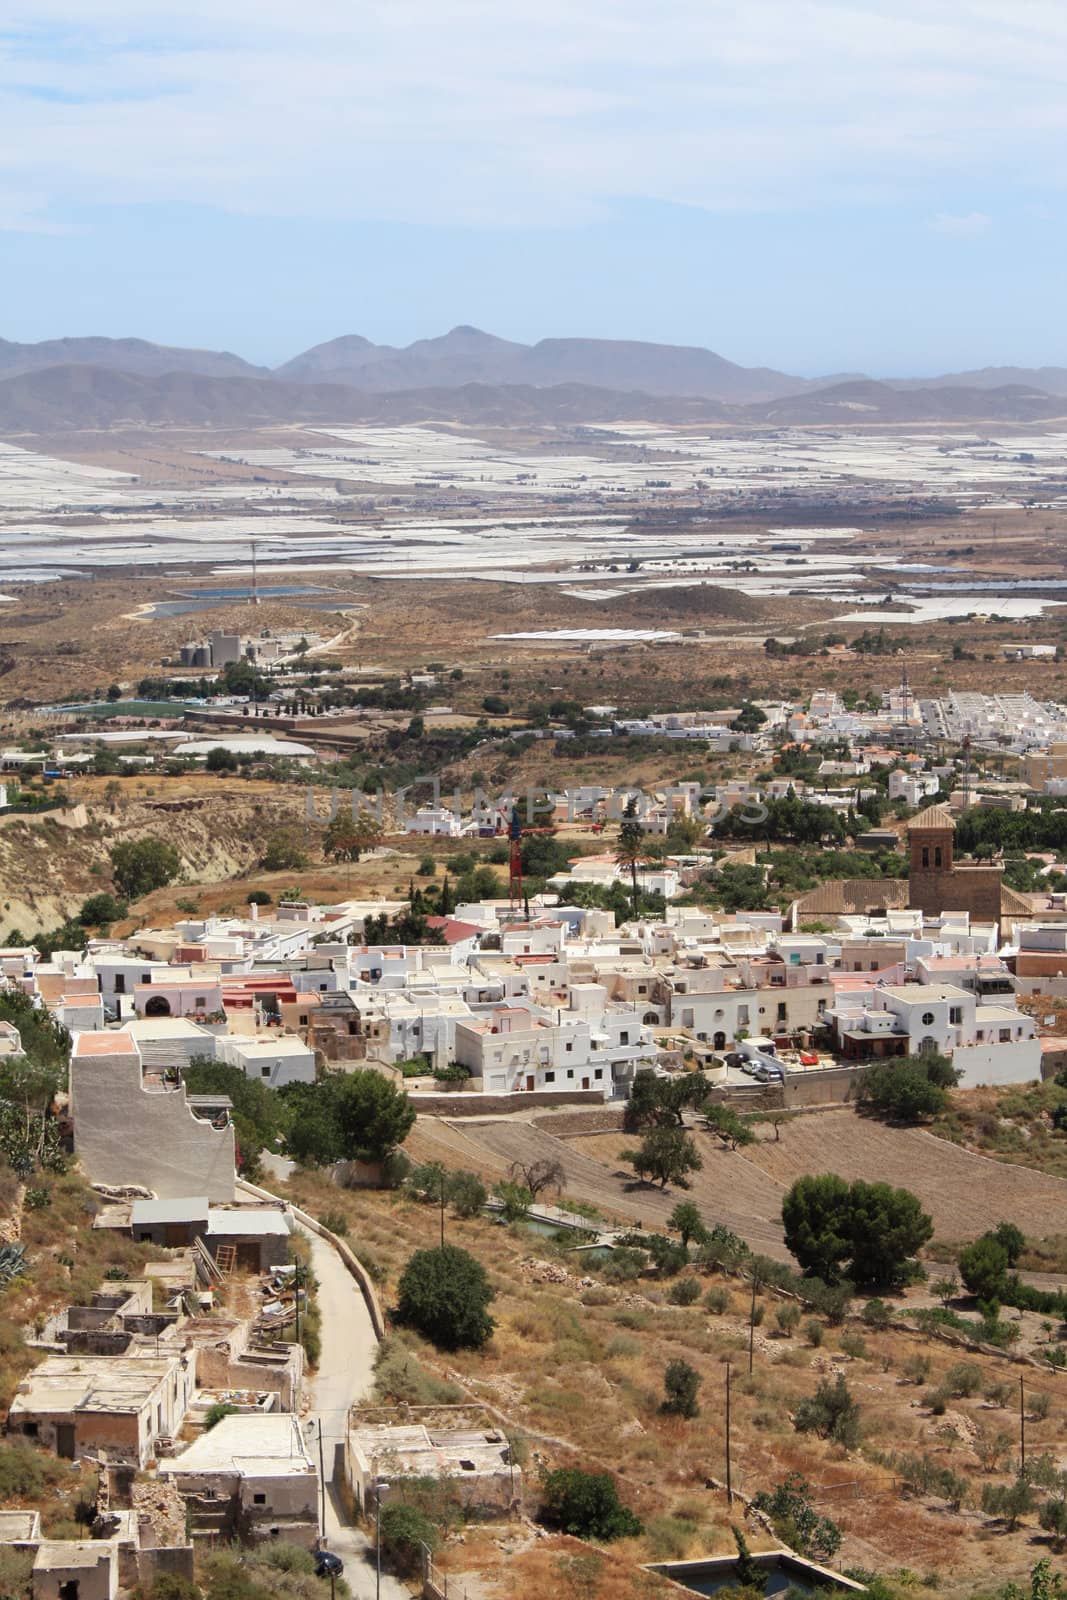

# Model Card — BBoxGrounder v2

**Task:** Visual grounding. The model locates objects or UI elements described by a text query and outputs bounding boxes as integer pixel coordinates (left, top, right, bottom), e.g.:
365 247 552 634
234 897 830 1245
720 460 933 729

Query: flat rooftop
160 1412 313 1477
72 1031 136 1056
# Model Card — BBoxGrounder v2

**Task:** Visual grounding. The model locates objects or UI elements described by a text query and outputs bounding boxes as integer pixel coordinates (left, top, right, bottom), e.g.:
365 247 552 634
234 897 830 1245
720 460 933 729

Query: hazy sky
1 1 1065 374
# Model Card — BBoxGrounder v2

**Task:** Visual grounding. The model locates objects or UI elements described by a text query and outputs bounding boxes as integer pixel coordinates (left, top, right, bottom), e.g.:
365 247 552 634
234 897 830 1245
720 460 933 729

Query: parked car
315 1552 344 1579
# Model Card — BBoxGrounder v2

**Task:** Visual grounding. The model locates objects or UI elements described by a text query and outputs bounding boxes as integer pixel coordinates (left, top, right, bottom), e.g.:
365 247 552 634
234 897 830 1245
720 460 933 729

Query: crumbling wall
71 1050 235 1201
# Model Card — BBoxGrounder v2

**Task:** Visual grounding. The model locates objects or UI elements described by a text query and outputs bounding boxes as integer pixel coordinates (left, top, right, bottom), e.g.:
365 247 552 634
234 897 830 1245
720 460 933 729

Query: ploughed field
407 1105 1067 1258
740 1107 1067 1243
406 1116 791 1258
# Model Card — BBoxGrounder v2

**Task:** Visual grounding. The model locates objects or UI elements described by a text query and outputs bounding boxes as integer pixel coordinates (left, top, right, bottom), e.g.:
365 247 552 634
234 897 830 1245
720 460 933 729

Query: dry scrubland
281 1162 1067 1600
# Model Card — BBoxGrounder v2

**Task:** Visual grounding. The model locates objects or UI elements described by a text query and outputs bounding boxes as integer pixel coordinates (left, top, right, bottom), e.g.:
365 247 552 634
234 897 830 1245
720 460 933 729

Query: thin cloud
930 210 993 235
0 3 1064 226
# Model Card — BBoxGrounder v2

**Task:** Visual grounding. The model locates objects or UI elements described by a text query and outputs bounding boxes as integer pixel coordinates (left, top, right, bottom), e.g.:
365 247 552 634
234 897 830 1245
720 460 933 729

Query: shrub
704 1286 730 1314
448 1170 488 1218
539 1468 643 1541
379 1501 438 1576
981 1477 1035 1530
794 1373 861 1447
752 1473 842 1562
318 1209 349 1237
394 1245 496 1350
945 1362 983 1398
804 1318 825 1347
662 1359 702 1417
776 1303 802 1336
862 1298 892 1331
668 1276 702 1306
839 1330 867 1360
600 1247 647 1284
203 1402 239 1431
493 1181 533 1222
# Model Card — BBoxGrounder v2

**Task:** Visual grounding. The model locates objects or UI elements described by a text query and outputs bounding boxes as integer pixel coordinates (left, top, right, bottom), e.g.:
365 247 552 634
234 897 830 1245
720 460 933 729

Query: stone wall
410 1089 604 1118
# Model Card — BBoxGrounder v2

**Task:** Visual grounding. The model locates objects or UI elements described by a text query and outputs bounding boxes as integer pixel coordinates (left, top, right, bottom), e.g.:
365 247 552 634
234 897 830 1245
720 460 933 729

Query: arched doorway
713 1031 727 1051
144 995 172 1017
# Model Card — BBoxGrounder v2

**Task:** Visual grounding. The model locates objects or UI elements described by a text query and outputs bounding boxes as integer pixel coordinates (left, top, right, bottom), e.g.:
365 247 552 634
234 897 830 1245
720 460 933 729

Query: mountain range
0 326 1065 431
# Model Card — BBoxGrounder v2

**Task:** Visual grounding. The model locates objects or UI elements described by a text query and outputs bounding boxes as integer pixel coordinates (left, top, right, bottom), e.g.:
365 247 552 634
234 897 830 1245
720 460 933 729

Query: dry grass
280 1165 1067 1597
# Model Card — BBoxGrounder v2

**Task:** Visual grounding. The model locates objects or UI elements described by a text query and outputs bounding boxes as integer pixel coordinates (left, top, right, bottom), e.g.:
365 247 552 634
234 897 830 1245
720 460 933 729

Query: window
299 1014 308 1025
544 1071 555 1083
620 1031 629 1045
565 1042 573 1052
566 1069 574 1079
921 846 929 868
261 1065 271 1077
114 974 125 995
934 846 943 868
638 985 647 995
594 1068 603 1080
253 1493 267 1505
949 1007 962 1025
921 1012 935 1026
776 1002 787 1023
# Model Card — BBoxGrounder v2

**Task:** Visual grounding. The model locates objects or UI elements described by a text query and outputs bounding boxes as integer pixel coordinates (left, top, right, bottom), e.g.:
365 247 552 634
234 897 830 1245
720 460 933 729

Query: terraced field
740 1107 1067 1243
409 1115 791 1258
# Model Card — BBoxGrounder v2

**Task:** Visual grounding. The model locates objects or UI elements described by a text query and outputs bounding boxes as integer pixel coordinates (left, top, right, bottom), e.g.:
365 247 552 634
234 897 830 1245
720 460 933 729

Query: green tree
622 1126 703 1189
78 892 128 927
782 1173 932 1289
109 836 181 900
857 1054 958 1121
782 1173 853 1282
846 1179 933 1290
615 797 646 919
539 1468 643 1541
183 1058 287 1179
704 1103 755 1150
994 1220 1026 1267
260 828 307 872
667 1200 707 1248
959 1233 1010 1301
283 1071 416 1166
661 1359 702 1418
206 747 238 772
394 1244 496 1350
323 811 383 862
623 1069 708 1131
378 1502 438 1577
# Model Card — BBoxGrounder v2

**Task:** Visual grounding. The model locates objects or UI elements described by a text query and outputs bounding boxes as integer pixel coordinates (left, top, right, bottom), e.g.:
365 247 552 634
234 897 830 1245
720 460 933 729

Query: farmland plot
742 1107 1067 1242
446 1120 791 1257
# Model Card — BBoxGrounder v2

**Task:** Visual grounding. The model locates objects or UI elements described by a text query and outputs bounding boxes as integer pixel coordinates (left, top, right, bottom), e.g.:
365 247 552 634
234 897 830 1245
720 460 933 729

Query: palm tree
615 796 647 918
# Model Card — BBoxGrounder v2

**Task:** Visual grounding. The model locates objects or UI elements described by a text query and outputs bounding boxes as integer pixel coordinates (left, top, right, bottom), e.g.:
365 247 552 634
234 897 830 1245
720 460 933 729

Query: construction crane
507 805 556 915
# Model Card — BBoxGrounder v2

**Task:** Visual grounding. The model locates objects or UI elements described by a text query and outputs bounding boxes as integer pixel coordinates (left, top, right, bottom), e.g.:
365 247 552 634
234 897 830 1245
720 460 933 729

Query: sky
1 1 1065 375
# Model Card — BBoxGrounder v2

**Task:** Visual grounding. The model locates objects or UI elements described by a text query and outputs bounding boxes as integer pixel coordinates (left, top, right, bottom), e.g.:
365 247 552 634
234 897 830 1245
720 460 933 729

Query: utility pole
725 1361 733 1504
317 1418 327 1539
440 1169 447 1249
294 1263 301 1349
749 1274 759 1375
1020 1376 1027 1475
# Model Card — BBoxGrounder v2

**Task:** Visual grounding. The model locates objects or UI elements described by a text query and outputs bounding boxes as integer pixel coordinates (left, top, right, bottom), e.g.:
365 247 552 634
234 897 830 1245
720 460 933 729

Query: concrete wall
71 1045 235 1201
33 1544 116 1600
953 1039 1043 1088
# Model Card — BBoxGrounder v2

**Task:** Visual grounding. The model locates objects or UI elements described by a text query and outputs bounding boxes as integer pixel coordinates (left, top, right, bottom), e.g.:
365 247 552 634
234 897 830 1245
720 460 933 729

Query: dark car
315 1551 344 1579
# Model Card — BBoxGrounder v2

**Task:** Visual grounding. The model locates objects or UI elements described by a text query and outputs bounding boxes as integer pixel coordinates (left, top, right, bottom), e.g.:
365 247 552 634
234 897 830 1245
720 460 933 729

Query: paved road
297 1220 409 1600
